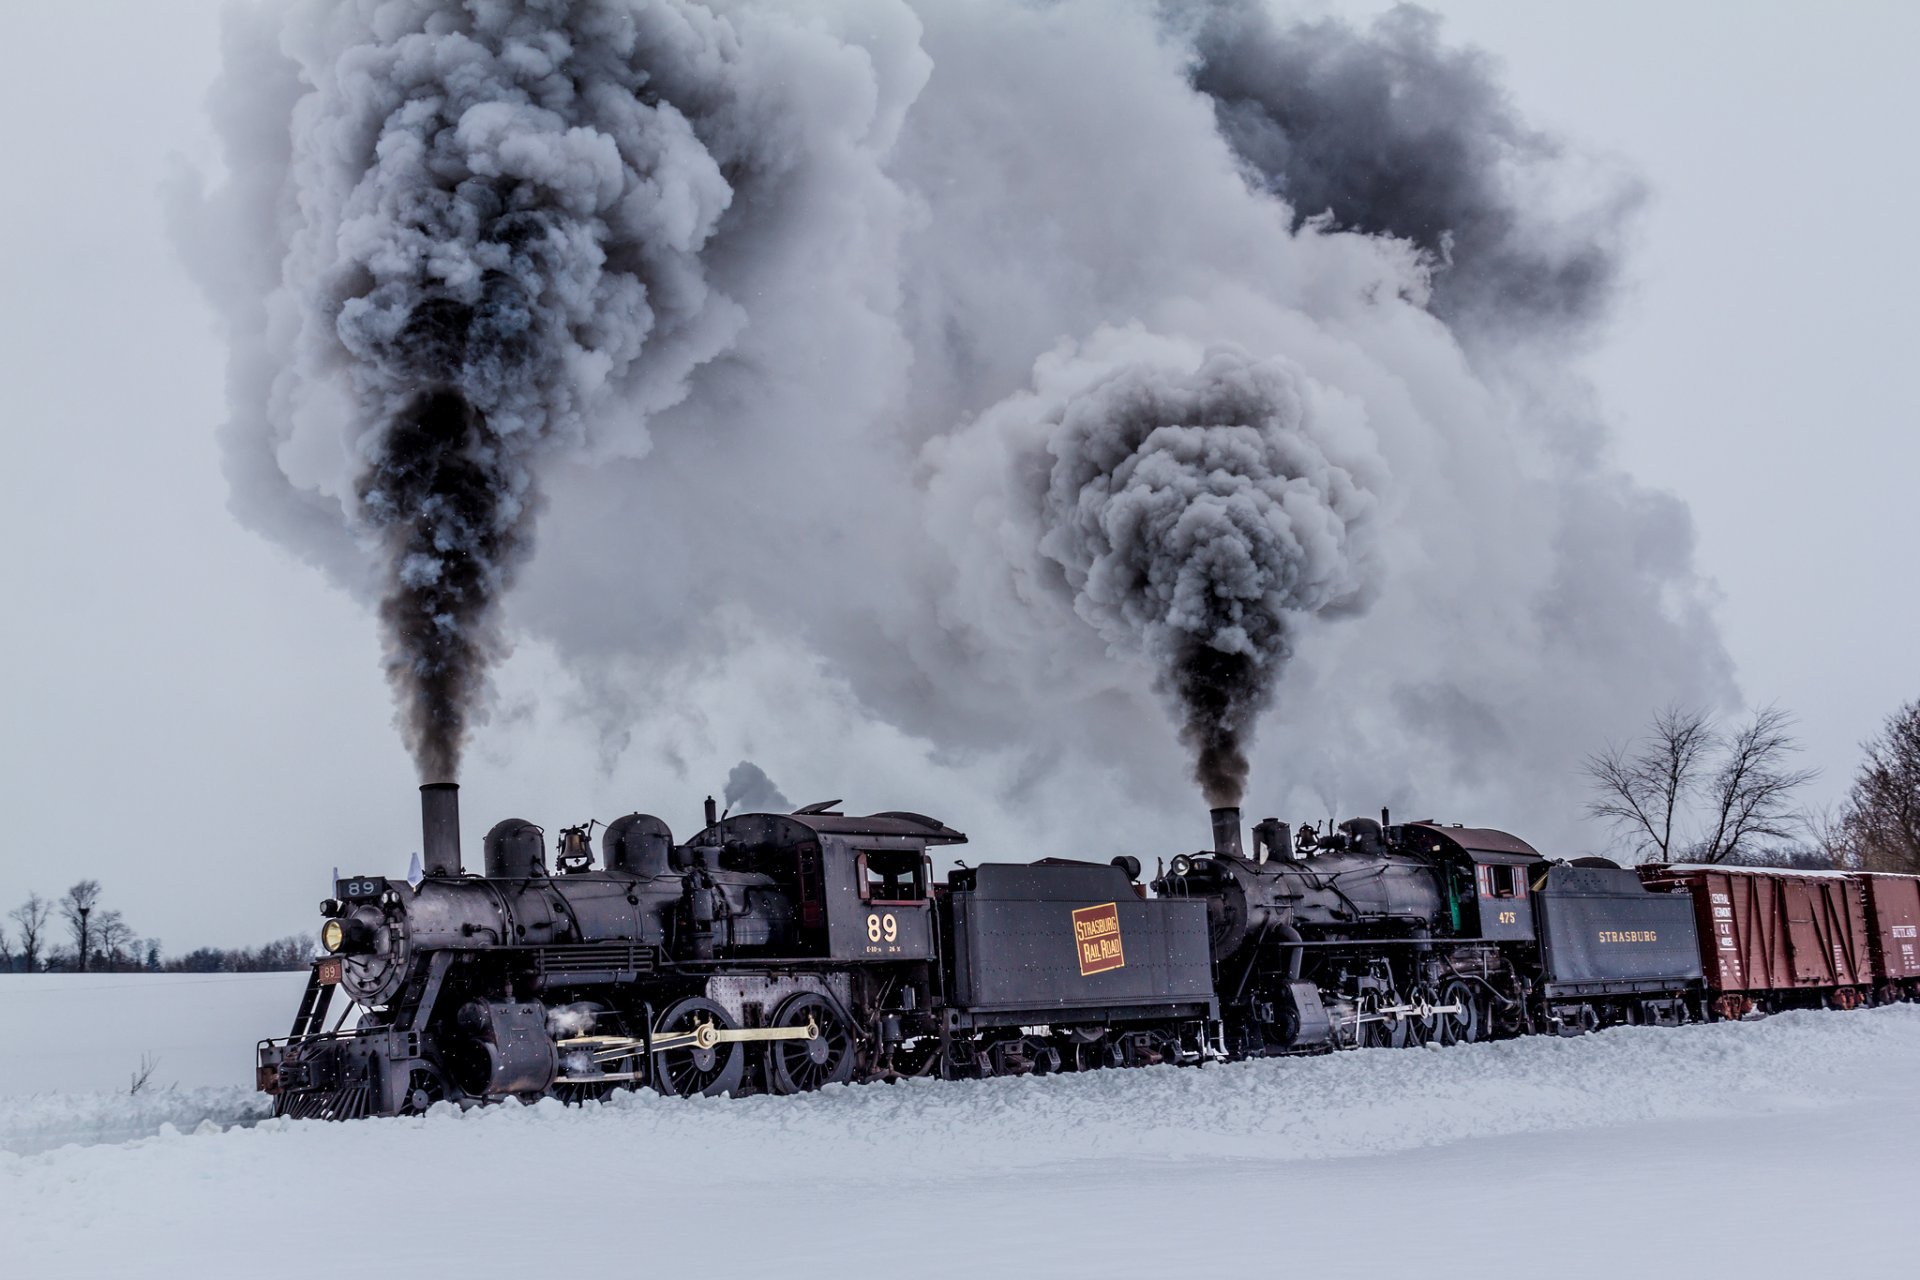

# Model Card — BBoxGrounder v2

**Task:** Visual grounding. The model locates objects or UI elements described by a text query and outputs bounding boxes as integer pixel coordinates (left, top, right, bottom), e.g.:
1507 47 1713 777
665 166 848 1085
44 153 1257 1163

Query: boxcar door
1783 882 1826 984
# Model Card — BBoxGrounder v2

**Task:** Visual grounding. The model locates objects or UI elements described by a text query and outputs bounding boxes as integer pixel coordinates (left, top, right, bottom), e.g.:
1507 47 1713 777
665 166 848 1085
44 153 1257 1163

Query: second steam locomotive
260 785 1918 1119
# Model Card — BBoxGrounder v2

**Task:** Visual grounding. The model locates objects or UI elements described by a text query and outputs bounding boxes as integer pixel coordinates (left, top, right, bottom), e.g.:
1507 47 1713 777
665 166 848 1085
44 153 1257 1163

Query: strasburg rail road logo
1072 901 1125 976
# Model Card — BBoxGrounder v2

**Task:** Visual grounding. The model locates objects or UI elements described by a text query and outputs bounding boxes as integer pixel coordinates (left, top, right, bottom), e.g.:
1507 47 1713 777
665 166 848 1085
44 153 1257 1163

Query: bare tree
1793 803 1859 871
93 911 137 972
0 920 10 972
10 893 51 973
1585 705 1815 864
1693 707 1819 863
1584 706 1716 861
59 880 103 973
1846 699 1920 874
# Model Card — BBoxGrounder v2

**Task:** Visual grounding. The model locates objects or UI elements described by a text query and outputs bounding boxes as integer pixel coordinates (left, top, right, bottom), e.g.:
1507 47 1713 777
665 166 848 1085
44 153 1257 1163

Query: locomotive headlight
320 919 346 954
1170 855 1194 877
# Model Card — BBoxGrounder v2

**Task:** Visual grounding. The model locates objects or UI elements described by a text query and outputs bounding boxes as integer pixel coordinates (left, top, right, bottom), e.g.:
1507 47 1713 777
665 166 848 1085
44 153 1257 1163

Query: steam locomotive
259 785 1716 1119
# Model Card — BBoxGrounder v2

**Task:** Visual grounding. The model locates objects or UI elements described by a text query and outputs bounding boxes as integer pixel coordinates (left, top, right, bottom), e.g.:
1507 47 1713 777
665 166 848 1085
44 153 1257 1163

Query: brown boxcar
1859 873 1920 999
1637 866 1873 1018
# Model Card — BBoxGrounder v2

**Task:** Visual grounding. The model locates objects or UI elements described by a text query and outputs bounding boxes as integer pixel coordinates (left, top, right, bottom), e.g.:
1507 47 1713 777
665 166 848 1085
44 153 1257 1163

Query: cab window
858 850 925 904
1486 863 1520 899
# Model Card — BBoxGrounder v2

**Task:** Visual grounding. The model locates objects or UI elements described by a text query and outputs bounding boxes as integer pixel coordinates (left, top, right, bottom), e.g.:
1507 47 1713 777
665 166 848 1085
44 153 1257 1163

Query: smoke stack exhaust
1210 806 1244 859
421 783 461 878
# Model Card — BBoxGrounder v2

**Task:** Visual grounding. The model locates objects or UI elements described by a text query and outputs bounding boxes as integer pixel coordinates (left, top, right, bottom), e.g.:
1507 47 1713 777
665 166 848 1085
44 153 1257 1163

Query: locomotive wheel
652 997 746 1098
1436 981 1482 1045
1407 987 1442 1046
1072 1036 1123 1071
765 993 856 1095
1359 995 1408 1049
401 1068 447 1115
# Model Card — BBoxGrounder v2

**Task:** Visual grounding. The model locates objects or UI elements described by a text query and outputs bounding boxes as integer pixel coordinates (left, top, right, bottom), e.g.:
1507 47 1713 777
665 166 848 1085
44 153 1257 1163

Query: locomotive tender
263 784 1810 1120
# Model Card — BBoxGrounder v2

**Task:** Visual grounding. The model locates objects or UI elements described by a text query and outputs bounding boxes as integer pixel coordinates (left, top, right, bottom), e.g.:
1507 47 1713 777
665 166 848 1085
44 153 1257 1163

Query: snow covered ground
3 976 1916 1278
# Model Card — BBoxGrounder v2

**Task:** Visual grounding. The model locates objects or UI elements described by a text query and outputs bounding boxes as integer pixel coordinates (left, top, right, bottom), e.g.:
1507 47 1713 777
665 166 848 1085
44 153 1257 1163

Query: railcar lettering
1597 929 1658 944
1071 902 1126 976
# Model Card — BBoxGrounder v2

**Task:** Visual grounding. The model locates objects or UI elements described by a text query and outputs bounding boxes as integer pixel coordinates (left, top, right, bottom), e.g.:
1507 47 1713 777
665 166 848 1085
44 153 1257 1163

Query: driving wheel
652 996 745 1098
765 992 856 1095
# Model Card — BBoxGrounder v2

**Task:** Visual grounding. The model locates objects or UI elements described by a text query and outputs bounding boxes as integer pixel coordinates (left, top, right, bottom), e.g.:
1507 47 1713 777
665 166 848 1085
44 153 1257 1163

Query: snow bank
0 1087 271 1157
0 972 310 1095
3 1004 1917 1278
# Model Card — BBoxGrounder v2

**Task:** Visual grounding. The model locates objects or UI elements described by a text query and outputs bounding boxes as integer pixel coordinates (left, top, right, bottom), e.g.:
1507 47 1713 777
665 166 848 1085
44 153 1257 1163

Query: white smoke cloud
182 0 1736 851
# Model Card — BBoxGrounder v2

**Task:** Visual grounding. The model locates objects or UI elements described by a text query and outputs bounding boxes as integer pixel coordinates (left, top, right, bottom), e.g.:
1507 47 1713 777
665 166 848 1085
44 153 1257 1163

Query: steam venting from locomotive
1015 347 1380 807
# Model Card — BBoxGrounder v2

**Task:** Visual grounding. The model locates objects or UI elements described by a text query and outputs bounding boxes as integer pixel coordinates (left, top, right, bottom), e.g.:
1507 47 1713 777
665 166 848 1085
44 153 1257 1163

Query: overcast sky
1 1 1913 949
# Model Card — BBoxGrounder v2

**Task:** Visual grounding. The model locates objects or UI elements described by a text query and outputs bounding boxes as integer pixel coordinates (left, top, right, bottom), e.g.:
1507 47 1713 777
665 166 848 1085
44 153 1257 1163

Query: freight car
259 786 1216 1118
1637 864 1920 1017
1860 874 1920 1002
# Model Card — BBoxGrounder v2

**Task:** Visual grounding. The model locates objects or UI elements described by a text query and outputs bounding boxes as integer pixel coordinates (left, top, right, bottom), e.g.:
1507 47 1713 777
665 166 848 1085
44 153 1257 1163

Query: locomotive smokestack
421 783 461 878
1210 806 1244 859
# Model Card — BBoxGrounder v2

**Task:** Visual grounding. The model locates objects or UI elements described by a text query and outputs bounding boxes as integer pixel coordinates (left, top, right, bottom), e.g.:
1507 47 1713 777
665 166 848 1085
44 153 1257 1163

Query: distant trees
1585 706 1817 864
6 883 309 973
1843 699 1920 874
163 936 313 973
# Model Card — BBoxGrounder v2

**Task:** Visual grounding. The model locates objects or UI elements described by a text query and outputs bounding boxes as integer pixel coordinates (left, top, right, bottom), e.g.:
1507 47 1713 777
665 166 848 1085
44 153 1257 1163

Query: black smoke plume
723 761 792 814
360 386 513 782
189 0 780 779
1026 346 1381 807
1183 2 1638 332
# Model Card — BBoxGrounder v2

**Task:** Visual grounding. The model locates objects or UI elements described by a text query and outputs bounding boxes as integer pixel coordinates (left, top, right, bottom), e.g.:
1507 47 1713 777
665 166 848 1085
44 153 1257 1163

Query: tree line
1585 697 1920 871
1 879 315 974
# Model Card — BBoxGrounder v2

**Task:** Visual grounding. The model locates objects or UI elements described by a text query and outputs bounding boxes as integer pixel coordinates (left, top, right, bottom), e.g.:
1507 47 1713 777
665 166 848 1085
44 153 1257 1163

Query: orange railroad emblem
1072 901 1125 976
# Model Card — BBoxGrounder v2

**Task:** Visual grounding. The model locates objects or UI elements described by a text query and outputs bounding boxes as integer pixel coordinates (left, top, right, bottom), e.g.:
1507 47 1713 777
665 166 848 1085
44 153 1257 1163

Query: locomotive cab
686 808 962 962
1402 823 1544 943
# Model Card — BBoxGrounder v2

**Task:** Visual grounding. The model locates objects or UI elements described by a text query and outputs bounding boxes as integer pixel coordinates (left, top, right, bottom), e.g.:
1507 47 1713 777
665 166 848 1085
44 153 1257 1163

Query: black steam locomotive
1159 807 1701 1056
259 786 1701 1119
